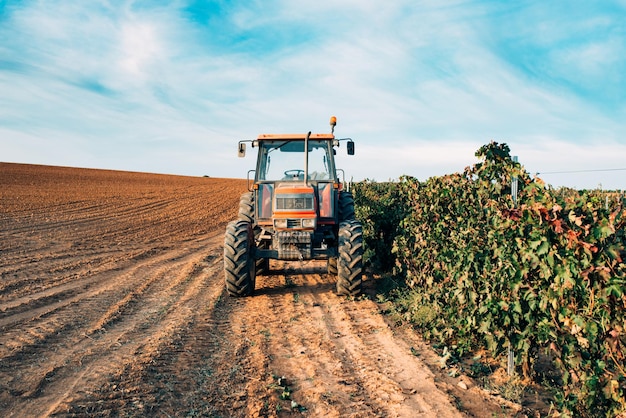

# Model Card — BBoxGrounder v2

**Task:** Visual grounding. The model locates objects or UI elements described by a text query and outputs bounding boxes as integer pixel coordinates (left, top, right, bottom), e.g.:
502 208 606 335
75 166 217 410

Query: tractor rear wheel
224 220 256 296
237 192 270 275
338 191 355 221
238 192 254 223
255 239 270 276
337 220 363 296
327 257 338 275
256 258 270 276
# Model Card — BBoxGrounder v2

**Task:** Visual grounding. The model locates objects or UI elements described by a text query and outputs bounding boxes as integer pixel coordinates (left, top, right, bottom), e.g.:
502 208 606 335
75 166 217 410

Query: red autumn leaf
551 219 564 233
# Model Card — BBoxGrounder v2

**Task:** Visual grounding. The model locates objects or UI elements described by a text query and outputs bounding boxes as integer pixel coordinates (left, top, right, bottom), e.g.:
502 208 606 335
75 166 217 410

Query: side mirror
347 140 355 155
238 142 246 157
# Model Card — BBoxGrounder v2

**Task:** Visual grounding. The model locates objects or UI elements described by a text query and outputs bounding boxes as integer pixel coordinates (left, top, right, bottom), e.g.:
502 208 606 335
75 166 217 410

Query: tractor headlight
274 219 288 229
302 218 316 228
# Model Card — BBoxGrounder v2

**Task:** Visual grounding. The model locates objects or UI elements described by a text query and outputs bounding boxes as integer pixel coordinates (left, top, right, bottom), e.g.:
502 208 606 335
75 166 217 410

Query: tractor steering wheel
284 169 305 178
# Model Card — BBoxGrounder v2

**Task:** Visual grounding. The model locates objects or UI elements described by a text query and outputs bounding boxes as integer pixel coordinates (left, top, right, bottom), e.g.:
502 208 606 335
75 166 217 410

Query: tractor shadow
253 261 337 296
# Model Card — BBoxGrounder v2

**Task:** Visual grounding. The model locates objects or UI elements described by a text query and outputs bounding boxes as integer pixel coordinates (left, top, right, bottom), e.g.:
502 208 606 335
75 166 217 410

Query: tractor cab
256 137 336 182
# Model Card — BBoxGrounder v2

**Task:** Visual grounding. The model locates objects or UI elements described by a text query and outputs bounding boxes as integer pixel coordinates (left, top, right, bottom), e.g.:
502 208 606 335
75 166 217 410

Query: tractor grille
275 231 312 260
276 196 314 210
287 219 302 228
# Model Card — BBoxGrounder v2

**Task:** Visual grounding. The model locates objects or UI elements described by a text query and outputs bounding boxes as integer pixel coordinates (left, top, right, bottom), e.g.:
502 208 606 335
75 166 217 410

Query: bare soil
0 162 521 417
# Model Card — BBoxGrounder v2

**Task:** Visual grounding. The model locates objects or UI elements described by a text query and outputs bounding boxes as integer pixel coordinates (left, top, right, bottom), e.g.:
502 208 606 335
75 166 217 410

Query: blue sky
1 0 625 190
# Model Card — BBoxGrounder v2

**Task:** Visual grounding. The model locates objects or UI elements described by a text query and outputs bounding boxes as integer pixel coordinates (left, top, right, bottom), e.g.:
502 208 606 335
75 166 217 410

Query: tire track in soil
234 262 464 418
0 235 228 417
0 246 170 325
1 163 248 417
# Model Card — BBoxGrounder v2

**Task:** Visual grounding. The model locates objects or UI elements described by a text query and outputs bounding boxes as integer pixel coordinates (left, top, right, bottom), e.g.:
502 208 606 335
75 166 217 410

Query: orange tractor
224 116 363 296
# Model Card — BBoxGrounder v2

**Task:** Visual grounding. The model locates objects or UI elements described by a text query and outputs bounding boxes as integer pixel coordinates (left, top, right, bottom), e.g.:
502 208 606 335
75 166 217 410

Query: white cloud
346 140 480 181
118 21 162 79
515 139 626 190
331 138 626 191
556 38 623 77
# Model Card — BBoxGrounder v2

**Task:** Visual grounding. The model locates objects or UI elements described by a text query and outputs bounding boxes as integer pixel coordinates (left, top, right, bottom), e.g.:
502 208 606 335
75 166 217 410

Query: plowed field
0 163 517 417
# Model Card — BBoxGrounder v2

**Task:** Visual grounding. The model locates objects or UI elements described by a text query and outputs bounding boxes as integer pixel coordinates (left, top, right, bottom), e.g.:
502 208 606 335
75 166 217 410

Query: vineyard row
353 142 626 417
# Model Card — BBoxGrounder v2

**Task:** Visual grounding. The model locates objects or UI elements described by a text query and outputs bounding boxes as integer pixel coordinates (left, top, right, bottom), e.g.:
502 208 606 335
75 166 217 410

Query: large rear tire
224 220 256 296
255 239 270 276
338 191 355 221
256 258 270 276
337 220 363 296
238 192 254 223
237 192 270 275
327 257 338 275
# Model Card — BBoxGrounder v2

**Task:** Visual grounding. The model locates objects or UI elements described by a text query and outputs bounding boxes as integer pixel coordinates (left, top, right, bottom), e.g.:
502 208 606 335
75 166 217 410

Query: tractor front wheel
337 220 363 296
224 220 256 296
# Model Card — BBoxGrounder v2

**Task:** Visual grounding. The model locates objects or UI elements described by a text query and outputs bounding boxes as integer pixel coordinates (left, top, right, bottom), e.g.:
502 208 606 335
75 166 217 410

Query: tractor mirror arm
335 138 355 155
237 140 255 157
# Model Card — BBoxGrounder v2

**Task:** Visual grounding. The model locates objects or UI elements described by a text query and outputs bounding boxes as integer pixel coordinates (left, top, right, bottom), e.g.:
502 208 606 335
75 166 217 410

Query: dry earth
0 163 521 417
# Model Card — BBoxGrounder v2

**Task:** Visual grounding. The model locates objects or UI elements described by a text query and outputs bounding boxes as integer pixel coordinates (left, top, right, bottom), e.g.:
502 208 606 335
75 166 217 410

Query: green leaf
537 240 550 255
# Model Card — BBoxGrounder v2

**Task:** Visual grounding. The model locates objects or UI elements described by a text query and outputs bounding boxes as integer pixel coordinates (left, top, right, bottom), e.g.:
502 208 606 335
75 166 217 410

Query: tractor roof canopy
257 133 335 140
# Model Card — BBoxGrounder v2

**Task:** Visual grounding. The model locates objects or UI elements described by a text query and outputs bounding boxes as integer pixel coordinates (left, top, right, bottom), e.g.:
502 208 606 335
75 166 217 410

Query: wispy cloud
1 0 625 189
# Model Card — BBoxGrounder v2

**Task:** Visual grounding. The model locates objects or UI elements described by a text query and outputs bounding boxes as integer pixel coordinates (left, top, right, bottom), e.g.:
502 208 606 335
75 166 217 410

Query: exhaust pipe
304 131 310 186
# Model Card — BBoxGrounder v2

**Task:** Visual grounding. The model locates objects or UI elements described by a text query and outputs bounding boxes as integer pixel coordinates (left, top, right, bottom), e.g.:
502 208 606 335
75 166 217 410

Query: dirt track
0 163 516 417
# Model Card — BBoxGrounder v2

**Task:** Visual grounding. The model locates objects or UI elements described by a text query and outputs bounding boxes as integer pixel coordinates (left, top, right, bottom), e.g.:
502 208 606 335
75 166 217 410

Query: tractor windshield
257 140 335 181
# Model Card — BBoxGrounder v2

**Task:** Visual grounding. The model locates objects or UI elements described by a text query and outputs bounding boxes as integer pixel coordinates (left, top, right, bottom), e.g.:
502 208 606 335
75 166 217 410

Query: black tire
337 220 363 296
238 192 254 223
256 239 270 276
238 192 269 275
338 191 355 221
224 220 256 296
327 257 338 275
256 258 270 276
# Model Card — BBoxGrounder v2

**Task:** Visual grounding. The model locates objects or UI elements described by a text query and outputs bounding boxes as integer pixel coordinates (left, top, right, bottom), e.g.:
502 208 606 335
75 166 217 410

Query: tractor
224 116 363 296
